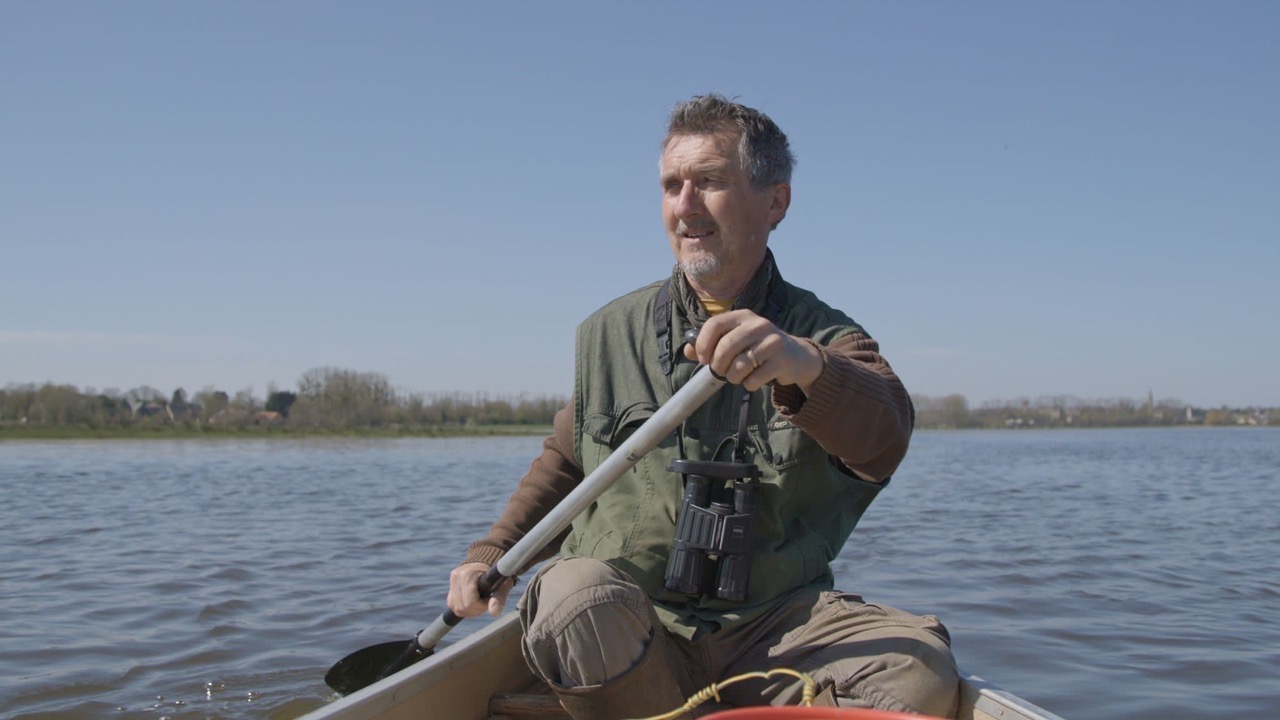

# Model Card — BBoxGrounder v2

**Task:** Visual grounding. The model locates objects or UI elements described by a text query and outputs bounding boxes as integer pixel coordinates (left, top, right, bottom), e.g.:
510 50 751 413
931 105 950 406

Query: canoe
301 611 1066 720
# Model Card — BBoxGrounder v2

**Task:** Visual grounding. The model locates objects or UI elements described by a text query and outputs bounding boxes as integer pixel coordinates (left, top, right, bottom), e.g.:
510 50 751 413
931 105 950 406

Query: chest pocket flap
582 402 659 448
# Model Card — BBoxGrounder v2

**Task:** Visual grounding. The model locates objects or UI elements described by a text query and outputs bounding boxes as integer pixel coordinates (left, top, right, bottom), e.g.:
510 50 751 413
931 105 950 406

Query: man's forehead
663 129 740 153
660 133 742 174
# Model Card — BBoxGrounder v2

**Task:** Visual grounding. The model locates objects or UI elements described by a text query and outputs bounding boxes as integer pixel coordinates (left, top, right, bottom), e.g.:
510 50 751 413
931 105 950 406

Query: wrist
793 338 826 395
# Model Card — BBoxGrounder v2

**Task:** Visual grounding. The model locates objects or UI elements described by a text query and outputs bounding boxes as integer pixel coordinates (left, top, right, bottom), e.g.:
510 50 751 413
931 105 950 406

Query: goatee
679 253 722 279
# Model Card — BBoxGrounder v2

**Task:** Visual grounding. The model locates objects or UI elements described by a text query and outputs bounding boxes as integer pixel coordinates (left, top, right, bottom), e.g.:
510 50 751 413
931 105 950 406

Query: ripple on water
197 598 255 622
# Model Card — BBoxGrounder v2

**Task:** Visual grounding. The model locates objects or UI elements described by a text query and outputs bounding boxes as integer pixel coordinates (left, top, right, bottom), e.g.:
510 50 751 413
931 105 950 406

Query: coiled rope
631 667 818 720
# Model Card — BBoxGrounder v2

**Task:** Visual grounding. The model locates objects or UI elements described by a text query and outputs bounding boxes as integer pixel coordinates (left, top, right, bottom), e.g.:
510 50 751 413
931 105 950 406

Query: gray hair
664 93 795 189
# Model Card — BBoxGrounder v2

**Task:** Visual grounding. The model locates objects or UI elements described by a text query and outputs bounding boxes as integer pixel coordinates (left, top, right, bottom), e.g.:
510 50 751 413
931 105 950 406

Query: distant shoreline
0 424 555 441
4 423 1276 442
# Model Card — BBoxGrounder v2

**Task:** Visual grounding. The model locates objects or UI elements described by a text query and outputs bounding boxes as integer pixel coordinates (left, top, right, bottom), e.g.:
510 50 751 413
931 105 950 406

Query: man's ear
768 183 791 228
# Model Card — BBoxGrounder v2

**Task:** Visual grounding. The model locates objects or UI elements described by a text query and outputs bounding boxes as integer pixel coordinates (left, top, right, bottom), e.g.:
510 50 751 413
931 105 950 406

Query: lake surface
2 428 1276 719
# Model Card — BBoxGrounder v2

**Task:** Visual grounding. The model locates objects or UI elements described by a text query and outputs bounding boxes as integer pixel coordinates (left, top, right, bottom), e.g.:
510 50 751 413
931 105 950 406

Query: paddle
325 365 727 696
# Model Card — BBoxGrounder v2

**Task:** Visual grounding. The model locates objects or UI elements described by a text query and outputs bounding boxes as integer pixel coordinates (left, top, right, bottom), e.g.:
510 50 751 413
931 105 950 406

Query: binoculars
663 458 761 602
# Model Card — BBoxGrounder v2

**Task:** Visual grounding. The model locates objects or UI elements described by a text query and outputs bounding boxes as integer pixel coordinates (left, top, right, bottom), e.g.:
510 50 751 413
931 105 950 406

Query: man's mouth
679 224 715 240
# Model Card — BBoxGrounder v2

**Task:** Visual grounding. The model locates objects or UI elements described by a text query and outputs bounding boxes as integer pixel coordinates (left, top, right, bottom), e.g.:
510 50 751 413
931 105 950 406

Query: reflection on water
1 429 1277 719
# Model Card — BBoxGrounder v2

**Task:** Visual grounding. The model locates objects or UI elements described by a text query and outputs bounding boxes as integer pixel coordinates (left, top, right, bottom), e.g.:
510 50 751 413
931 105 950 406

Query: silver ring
746 348 761 370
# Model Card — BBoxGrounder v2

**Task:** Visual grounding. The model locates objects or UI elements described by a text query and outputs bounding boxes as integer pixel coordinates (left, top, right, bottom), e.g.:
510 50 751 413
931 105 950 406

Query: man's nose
674 182 703 217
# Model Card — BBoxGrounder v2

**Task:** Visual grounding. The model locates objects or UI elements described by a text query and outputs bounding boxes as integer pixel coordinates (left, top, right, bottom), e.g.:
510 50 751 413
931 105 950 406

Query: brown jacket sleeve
463 401 582 571
770 332 914 483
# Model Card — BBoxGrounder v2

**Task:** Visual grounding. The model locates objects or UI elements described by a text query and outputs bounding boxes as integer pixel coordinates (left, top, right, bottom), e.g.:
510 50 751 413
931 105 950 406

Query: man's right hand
447 562 514 618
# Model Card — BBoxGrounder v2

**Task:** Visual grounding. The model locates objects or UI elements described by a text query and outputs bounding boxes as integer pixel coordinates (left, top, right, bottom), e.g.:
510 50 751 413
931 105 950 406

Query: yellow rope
629 667 817 720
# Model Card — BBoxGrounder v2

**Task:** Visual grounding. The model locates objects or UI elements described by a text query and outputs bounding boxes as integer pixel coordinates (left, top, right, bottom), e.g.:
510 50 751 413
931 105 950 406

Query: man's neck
675 252 774 322
685 273 751 304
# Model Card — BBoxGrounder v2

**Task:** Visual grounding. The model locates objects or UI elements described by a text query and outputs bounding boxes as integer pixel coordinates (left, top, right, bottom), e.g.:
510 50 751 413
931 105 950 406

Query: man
447 94 958 719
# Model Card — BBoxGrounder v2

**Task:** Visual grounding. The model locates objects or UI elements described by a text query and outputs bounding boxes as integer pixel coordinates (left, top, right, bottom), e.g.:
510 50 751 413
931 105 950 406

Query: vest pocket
753 423 821 471
582 402 659 449
572 402 665 565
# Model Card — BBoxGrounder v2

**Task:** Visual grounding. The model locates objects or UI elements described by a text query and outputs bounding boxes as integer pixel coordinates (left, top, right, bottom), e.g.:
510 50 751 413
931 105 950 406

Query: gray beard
679 253 722 279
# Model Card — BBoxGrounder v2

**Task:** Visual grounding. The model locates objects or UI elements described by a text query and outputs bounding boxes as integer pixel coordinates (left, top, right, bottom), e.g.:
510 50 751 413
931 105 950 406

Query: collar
671 249 779 328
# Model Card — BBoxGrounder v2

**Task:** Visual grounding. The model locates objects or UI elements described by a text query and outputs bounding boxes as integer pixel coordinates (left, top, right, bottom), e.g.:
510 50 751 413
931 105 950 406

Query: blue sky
3 2 1276 408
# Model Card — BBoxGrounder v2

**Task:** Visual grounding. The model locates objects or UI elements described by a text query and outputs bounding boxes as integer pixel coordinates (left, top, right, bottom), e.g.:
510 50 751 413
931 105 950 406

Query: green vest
564 269 887 639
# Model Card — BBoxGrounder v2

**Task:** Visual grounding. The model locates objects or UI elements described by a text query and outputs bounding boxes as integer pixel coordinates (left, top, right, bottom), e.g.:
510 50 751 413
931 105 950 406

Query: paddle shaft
414 365 726 651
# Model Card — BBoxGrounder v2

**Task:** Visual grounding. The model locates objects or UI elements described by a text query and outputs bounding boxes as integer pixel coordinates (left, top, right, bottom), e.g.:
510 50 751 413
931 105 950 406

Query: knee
523 558 649 628
520 558 655 687
891 643 959 718
850 635 960 718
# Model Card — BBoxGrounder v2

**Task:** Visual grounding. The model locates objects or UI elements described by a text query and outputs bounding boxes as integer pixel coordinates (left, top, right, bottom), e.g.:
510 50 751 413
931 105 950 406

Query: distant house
209 408 249 425
253 411 282 425
138 402 174 422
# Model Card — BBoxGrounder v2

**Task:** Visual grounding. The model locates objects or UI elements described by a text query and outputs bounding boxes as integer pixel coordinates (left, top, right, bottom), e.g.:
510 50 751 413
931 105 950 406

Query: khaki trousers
519 557 959 720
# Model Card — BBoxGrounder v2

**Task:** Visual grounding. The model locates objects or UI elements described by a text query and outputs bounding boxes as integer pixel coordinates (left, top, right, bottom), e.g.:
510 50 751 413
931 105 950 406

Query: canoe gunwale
959 673 1066 720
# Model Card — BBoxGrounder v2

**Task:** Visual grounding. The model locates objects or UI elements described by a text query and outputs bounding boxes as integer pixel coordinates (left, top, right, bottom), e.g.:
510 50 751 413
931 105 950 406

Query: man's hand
447 562 515 618
684 310 823 393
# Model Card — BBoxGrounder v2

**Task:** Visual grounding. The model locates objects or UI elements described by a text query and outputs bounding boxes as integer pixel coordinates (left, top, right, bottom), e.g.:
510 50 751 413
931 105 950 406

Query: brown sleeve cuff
464 542 507 567
771 337 832 419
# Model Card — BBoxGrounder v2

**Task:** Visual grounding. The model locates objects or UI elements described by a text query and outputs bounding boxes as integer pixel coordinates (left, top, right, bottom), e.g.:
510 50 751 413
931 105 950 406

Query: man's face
660 132 789 294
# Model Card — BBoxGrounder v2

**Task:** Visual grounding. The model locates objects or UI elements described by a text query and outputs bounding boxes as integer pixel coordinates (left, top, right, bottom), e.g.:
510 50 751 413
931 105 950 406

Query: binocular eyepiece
663 458 761 602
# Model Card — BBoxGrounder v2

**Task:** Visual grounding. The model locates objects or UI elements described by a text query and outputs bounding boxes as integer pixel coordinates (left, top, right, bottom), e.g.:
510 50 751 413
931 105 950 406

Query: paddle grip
478 565 504 598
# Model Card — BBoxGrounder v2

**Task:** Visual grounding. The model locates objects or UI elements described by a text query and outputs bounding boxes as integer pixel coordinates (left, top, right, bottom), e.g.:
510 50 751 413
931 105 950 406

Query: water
1 429 1276 719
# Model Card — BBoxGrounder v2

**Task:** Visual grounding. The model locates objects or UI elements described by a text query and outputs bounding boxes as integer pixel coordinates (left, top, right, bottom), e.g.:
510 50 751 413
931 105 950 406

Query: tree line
911 393 1278 429
0 367 565 435
3 369 1276 436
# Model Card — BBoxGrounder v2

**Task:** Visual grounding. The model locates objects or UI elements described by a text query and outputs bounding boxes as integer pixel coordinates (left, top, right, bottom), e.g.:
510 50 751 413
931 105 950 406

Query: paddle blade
324 639 433 695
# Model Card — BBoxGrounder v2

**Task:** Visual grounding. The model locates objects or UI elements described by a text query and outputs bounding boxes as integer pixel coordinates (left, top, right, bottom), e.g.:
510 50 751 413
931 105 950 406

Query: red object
703 707 945 720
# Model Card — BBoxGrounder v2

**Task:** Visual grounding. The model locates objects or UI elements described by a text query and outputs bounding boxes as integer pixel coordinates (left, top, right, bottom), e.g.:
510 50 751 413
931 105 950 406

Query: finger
447 587 472 617
690 318 731 366
682 341 699 362
711 310 762 354
713 328 767 381
706 322 752 371
739 349 771 392
447 584 471 616
487 579 514 616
